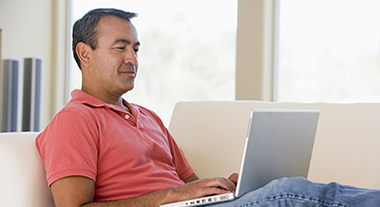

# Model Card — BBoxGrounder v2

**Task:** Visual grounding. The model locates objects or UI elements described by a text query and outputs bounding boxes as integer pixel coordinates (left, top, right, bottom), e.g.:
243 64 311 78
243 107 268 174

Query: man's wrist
155 188 178 205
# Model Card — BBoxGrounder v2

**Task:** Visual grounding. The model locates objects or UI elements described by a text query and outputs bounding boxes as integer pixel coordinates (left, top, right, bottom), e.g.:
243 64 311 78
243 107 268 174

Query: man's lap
210 177 380 207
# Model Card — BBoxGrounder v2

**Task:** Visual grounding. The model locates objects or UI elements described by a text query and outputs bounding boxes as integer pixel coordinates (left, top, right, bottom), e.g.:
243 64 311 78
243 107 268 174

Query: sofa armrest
0 132 54 206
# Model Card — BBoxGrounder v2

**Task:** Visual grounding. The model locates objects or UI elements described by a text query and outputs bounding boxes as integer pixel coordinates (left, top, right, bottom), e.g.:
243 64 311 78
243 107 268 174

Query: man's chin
122 84 135 94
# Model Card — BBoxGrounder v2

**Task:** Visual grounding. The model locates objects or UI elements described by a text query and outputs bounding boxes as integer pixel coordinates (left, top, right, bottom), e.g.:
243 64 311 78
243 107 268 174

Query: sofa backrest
0 132 54 207
169 101 380 190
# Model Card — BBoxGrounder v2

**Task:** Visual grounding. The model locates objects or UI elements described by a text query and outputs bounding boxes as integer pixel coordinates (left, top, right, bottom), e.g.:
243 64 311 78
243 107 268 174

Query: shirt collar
69 89 138 113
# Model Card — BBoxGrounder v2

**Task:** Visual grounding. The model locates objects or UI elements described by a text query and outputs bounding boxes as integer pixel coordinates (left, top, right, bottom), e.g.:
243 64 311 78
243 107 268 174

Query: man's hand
163 172 238 204
228 172 239 186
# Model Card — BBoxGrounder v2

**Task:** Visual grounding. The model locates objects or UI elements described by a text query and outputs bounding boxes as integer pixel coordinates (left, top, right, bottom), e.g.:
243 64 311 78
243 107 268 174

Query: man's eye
116 47 125 50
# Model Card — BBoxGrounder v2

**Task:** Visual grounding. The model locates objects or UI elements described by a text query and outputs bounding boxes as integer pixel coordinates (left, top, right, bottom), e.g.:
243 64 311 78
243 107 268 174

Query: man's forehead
96 16 139 42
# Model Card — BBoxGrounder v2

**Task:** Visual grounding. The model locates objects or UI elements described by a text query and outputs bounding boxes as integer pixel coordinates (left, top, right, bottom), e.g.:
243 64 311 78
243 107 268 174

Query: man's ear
76 42 92 68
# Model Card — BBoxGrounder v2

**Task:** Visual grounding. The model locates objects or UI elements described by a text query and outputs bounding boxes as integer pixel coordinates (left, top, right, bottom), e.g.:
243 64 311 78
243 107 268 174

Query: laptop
160 109 320 207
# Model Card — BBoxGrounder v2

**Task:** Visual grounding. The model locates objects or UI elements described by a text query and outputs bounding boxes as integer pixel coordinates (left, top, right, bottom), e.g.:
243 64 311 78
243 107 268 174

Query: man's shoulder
37 100 101 144
59 99 96 116
46 98 104 131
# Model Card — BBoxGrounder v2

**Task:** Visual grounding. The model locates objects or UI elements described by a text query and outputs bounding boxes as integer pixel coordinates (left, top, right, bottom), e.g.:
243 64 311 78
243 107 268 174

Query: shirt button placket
124 113 136 126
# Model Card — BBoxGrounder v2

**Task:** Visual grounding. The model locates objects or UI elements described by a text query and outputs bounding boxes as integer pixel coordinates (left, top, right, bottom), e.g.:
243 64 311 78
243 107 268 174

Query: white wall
0 0 67 130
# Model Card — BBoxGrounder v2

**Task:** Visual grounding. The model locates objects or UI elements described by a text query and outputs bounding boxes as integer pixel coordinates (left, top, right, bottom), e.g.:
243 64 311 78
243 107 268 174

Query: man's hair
72 8 138 69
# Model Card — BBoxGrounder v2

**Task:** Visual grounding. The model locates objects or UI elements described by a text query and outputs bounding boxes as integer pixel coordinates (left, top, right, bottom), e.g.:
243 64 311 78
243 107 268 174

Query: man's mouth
119 71 136 77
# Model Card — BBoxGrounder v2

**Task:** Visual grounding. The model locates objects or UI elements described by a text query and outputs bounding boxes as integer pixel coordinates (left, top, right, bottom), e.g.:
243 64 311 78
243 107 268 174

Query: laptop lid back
235 109 320 197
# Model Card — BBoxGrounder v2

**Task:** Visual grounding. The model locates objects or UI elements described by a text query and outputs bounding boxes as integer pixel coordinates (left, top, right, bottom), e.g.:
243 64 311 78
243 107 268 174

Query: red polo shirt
36 89 194 201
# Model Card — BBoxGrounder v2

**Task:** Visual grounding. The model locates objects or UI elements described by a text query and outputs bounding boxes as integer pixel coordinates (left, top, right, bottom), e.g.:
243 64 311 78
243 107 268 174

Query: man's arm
51 174 237 207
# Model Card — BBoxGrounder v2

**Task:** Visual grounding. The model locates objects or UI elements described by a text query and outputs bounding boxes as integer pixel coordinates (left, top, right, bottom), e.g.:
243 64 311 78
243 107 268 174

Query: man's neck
81 87 130 113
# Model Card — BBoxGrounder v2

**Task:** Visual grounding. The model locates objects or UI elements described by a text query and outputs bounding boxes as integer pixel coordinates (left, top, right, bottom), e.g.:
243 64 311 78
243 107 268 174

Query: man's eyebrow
114 39 141 46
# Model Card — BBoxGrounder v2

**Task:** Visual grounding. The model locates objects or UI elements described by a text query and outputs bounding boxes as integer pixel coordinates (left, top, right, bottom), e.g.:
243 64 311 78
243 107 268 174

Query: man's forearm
82 189 175 207
80 174 199 207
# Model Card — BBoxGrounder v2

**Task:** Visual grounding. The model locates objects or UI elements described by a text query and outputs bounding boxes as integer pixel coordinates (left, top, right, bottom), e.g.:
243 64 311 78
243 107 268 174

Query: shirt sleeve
36 108 99 186
165 128 195 181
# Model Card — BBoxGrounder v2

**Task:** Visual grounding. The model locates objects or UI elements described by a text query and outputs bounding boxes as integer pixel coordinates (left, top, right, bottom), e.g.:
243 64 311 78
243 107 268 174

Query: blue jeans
210 177 380 207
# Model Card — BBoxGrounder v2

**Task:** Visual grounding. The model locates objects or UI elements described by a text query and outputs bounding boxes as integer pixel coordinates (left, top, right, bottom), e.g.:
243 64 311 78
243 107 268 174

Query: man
37 8 380 207
37 8 237 206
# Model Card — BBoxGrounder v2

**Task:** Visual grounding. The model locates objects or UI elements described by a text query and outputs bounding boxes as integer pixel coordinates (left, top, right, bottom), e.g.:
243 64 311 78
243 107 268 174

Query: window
68 0 237 125
277 0 380 102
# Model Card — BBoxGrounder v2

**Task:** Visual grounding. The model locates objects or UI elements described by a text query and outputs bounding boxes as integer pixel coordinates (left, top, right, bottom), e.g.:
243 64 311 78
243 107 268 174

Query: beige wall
0 0 67 130
236 0 276 101
0 29 2 127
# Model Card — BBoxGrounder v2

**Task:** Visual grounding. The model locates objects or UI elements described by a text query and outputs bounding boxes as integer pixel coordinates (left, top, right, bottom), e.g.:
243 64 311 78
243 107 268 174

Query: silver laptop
160 109 320 207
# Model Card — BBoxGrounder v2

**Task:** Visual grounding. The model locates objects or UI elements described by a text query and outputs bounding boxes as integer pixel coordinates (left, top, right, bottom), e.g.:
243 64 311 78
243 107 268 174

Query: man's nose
125 48 138 65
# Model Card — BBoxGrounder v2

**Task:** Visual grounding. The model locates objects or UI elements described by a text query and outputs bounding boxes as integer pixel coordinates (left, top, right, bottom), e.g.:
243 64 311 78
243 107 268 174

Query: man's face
87 16 140 96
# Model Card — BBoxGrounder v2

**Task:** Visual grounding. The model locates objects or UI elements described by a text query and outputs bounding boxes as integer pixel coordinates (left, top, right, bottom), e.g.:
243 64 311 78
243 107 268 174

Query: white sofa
1 101 380 206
